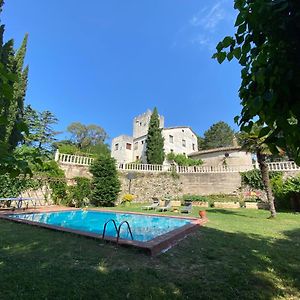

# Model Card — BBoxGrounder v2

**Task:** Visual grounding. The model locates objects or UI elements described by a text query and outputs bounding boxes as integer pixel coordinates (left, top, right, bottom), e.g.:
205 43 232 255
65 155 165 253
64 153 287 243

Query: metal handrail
117 221 134 243
102 219 118 239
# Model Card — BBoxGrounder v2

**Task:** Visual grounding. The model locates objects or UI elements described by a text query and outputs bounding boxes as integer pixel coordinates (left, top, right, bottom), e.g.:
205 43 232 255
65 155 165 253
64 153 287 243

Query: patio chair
141 198 160 210
156 199 172 212
180 201 192 214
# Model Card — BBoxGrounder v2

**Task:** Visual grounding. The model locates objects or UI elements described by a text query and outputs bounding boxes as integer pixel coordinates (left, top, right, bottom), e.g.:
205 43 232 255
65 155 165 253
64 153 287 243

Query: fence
55 150 300 173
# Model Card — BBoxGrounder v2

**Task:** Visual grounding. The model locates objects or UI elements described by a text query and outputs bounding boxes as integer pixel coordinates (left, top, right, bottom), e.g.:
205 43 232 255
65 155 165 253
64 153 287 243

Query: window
170 149 174 152
183 152 186 156
192 143 195 151
114 143 119 151
182 129 185 132
169 135 174 143
126 143 132 150
182 139 186 147
141 140 144 144
136 156 139 160
134 142 138 150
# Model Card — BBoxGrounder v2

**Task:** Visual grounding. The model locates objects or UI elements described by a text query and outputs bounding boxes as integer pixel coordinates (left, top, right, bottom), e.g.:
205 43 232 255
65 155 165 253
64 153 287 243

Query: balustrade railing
266 161 300 171
54 151 299 173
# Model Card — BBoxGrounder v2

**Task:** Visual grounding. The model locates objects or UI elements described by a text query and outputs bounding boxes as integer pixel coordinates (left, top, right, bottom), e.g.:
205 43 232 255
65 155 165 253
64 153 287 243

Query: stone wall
57 163 300 203
59 163 92 179
118 172 241 202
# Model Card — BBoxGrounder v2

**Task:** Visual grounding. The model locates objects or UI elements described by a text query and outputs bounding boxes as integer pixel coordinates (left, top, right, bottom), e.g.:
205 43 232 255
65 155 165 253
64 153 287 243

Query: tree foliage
67 122 108 149
24 105 58 152
89 156 120 206
0 1 36 176
145 107 165 164
213 0 300 164
200 121 235 150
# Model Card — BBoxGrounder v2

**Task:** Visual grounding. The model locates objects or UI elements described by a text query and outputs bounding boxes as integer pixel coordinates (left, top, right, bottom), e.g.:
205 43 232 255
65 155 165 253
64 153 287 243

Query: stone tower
133 109 164 139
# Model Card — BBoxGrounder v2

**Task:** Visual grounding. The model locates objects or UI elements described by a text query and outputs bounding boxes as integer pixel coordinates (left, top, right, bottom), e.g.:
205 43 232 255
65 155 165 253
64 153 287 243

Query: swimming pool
3 209 202 255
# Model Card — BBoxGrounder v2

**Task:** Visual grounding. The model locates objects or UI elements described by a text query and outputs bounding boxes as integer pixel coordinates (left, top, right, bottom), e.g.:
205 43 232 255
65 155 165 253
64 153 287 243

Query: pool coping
0 206 207 256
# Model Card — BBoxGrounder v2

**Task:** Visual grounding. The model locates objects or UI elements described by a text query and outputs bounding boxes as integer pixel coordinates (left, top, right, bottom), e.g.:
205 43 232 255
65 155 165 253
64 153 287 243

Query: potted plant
199 210 207 219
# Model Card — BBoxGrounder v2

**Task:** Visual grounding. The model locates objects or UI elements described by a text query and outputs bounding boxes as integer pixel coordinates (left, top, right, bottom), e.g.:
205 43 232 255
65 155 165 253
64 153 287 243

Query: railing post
54 149 60 162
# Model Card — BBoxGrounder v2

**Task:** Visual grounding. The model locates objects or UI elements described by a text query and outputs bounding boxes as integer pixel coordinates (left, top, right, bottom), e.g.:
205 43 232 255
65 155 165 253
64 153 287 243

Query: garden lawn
0 206 299 299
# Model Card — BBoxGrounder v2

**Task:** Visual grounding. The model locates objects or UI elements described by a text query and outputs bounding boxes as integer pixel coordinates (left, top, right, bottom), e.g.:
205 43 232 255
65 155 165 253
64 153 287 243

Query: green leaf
217 52 227 64
242 42 251 55
233 47 242 59
234 115 240 124
237 23 246 35
236 34 244 45
235 13 245 26
227 52 234 61
222 36 234 48
216 42 223 52
258 127 271 138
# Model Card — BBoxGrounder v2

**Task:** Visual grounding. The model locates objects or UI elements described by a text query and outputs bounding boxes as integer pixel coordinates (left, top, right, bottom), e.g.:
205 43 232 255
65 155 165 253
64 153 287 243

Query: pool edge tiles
0 208 207 255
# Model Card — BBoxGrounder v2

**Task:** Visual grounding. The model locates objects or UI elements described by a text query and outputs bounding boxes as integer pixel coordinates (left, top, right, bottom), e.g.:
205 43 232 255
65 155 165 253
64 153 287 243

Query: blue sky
3 0 241 143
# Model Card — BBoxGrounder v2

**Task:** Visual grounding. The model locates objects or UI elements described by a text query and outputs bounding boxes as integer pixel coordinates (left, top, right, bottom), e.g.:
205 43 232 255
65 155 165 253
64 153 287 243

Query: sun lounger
141 198 159 210
180 201 192 214
156 199 172 212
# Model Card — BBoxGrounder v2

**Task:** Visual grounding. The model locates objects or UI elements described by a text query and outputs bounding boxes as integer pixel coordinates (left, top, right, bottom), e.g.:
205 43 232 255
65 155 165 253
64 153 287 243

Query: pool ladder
102 219 134 243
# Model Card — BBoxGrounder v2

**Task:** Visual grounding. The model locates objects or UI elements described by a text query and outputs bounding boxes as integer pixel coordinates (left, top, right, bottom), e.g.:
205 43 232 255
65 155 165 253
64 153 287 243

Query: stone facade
188 146 253 168
111 110 198 163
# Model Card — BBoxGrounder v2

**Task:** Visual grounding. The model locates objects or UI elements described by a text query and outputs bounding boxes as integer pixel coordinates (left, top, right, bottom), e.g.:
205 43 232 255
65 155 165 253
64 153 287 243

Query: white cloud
175 0 235 51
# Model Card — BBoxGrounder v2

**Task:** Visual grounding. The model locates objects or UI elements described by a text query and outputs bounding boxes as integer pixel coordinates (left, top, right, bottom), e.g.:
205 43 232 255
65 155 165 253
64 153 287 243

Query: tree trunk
257 151 276 218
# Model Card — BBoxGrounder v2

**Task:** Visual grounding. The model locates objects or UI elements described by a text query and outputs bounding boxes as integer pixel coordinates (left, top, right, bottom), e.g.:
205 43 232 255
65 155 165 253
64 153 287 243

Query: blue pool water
11 210 192 242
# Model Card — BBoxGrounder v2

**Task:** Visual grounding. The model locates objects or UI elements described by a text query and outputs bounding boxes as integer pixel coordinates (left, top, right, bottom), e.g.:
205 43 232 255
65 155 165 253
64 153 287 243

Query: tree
201 121 235 150
213 0 300 164
239 124 277 218
67 122 108 149
0 0 33 176
89 156 120 206
145 107 165 164
24 105 59 152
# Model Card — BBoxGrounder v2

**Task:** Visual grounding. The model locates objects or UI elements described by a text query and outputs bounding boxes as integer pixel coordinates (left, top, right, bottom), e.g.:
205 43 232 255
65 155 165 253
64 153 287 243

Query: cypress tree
0 1 28 150
0 0 31 176
90 156 121 207
145 107 165 164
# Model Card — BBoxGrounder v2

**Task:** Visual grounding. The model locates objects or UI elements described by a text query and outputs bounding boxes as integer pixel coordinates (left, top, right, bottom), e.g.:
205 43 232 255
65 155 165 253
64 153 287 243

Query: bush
166 153 203 166
89 156 120 206
121 193 135 205
280 175 300 211
67 177 91 207
36 161 67 205
182 194 209 202
0 175 41 199
241 169 281 190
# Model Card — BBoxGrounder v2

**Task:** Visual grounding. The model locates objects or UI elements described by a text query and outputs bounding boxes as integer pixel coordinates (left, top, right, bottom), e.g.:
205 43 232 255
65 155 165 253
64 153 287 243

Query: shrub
36 161 67 205
280 175 300 211
67 177 91 207
0 175 41 199
121 193 135 205
89 156 121 206
166 153 203 166
241 169 281 190
182 194 209 202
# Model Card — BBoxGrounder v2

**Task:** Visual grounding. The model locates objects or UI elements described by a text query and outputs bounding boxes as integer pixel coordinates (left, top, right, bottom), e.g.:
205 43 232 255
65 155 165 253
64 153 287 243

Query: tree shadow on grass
207 208 262 218
0 219 299 299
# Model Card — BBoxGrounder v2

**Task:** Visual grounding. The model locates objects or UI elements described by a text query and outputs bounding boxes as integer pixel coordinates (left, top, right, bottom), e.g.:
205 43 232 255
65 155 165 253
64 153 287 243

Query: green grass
0 206 299 299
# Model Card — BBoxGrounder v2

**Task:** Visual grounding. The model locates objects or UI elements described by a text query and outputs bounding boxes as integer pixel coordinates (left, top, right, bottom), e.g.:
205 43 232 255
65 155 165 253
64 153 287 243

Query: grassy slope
0 206 299 300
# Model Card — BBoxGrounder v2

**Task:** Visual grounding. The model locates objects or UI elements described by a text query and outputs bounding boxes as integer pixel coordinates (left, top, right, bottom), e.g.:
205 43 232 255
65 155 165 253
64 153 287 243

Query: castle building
111 110 198 164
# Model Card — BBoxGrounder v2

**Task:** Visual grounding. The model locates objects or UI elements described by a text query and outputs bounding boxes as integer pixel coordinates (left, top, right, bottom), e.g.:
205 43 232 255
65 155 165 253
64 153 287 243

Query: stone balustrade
266 161 300 171
54 150 299 173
